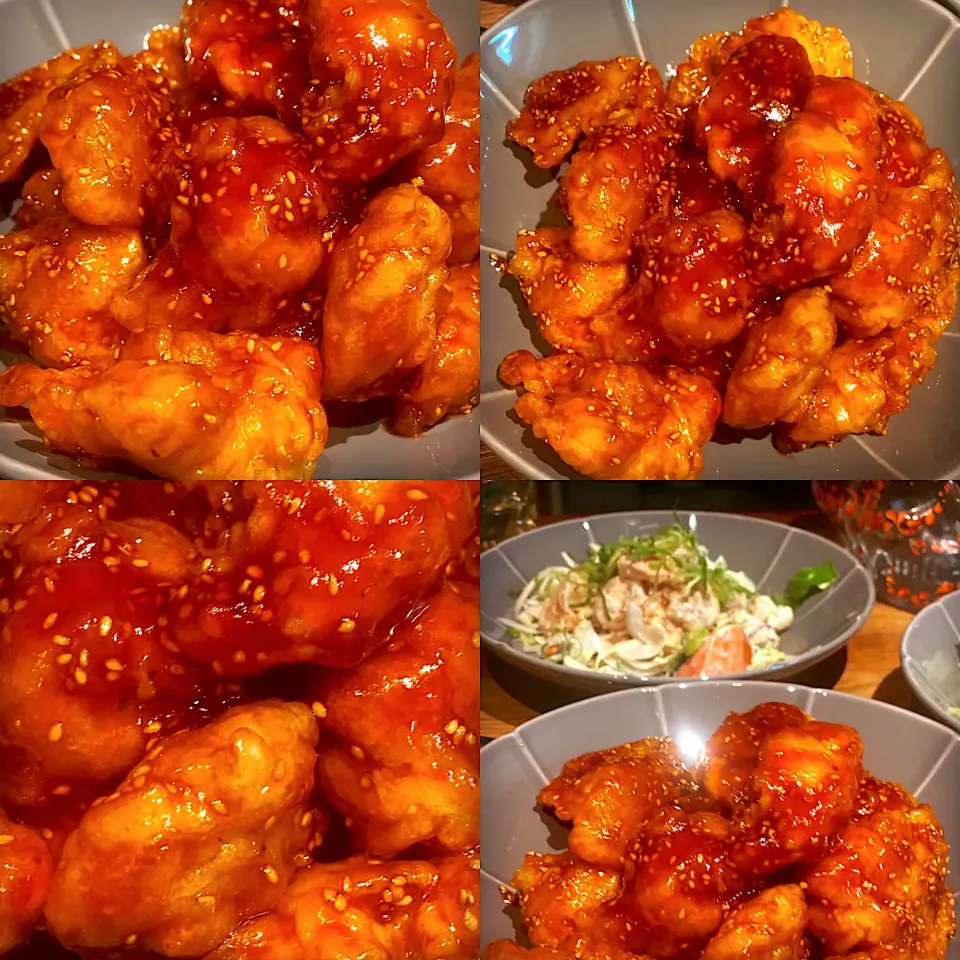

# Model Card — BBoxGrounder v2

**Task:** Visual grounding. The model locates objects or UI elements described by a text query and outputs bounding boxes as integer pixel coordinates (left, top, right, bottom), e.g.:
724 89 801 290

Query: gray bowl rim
481 509 877 686
479 678 960 758
901 591 960 734
477 0 960 480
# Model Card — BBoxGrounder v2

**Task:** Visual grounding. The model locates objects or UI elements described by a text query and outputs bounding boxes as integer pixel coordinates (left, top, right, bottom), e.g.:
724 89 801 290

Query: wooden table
481 510 919 739
480 2 527 480
481 1 520 28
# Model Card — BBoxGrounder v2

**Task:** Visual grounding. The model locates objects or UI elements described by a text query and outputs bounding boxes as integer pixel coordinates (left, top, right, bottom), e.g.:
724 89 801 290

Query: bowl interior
0 0 478 481
479 0 960 479
902 591 960 733
480 510 875 689
479 680 960 954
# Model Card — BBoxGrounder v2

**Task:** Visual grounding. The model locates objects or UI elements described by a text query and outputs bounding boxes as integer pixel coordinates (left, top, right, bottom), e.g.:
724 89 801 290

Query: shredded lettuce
501 522 837 680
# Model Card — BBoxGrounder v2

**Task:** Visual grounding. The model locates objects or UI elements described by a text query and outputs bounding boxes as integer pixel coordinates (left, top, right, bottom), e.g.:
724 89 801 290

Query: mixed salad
502 522 839 679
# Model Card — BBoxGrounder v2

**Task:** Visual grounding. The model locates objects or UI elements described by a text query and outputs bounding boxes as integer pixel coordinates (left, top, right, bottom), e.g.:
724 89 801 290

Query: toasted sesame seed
406 489 428 501
49 723 63 742
311 701 327 719
263 865 280 884
338 619 356 633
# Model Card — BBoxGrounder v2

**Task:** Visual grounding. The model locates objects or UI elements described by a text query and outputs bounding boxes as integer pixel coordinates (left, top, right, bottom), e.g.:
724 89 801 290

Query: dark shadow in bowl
324 397 393 430
504 138 557 189
497 271 553 358
536 804 571 851
536 187 570 229
507 407 580 479
11 427 153 479
711 421 773 447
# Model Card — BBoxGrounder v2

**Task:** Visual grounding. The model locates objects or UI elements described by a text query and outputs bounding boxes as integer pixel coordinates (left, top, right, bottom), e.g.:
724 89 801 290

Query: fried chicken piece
830 148 960 336
181 116 333 294
0 217 143 369
508 58 663 168
614 810 744 957
512 852 621 952
667 31 739 117
740 8 854 77
302 0 456 180
14 168 66 229
776 265 959 450
646 210 756 349
0 811 53 954
44 701 320 957
729 719 864 874
500 350 721 480
700 885 808 960
722 287 838 429
702 702 809 809
392 260 479 436
751 76 882 288
583 278 736 385
0 502 242 808
538 739 698 868
803 790 950 955
322 183 451 400
402 55 480 265
560 108 679 263
668 9 852 115
39 54 178 227
0 326 327 480
111 115 335 334
696 35 813 205
507 228 630 357
136 25 191 94
0 43 119 183
169 480 476 671
654 151 738 221
484 946 574 960
207 851 479 960
312 582 479 856
876 96 929 188
183 0 308 122
0 480 62 525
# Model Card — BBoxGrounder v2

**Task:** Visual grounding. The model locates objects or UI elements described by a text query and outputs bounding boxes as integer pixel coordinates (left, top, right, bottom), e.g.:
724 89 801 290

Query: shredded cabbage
500 521 828 679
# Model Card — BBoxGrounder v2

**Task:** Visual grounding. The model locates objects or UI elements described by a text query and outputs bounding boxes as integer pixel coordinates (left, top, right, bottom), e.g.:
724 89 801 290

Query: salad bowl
480 510 875 694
